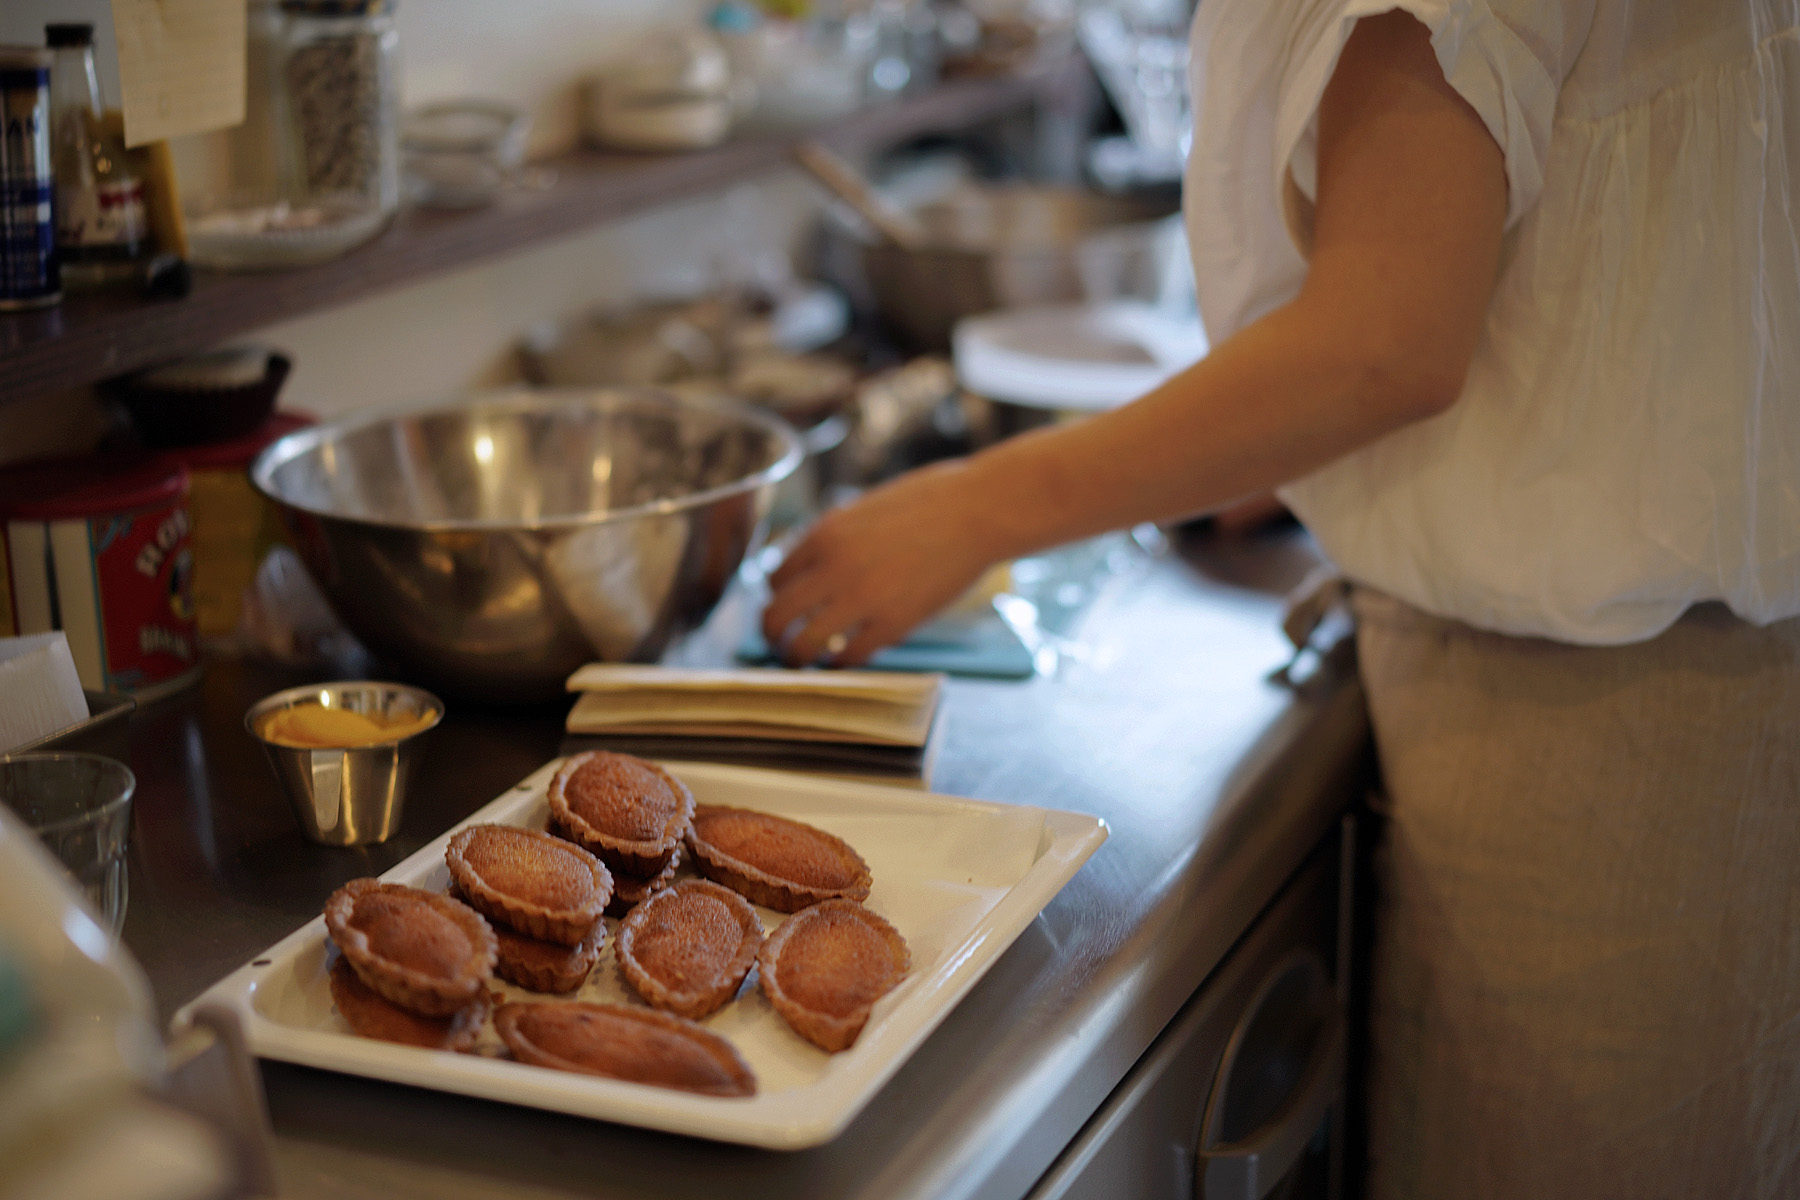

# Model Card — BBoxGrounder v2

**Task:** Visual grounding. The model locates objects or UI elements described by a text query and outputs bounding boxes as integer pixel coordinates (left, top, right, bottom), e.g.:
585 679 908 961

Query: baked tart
328 957 489 1050
324 878 497 1017
495 1001 757 1097
617 880 763 1020
446 880 608 993
686 805 872 913
606 845 683 919
445 824 611 946
759 900 909 1053
548 751 694 875
491 919 606 994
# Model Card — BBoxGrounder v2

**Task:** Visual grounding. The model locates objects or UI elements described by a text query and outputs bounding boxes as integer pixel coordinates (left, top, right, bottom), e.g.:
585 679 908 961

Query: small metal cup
245 682 443 846
0 752 136 934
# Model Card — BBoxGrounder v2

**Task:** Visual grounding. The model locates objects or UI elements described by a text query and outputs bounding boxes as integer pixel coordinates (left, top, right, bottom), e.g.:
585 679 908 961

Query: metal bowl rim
249 388 806 533
243 680 446 748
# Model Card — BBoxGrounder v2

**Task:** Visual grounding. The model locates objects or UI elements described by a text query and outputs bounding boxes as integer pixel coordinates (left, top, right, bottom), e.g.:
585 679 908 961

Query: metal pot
858 184 1177 351
250 389 803 701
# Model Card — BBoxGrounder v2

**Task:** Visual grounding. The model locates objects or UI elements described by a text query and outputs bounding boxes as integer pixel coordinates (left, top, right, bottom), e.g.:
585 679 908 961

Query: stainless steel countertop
117 530 1367 1200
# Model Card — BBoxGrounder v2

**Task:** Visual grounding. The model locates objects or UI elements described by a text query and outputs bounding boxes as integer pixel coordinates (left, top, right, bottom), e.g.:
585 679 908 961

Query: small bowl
403 100 529 168
402 99 531 209
185 197 391 271
109 351 291 448
245 681 443 846
582 77 733 152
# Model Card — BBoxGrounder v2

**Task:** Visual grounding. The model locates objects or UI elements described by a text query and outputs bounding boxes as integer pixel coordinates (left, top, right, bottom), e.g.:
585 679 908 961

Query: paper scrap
110 0 246 147
0 633 90 754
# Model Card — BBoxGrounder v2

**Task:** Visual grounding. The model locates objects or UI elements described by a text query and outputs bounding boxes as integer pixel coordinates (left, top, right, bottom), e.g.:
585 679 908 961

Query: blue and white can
0 46 59 311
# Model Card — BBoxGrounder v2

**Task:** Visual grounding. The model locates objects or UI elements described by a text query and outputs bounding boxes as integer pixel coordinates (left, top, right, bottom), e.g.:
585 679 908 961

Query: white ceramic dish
186 200 389 270
953 301 1209 412
176 759 1107 1148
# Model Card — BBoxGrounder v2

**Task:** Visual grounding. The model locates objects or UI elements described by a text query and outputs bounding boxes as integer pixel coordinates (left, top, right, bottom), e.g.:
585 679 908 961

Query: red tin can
156 411 315 642
0 454 201 698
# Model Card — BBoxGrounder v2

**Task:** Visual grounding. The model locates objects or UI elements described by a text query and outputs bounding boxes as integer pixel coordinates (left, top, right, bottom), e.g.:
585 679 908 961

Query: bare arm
766 10 1507 664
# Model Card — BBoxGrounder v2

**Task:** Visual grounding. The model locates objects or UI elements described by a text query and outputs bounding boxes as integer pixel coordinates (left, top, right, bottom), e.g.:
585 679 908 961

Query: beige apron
1352 588 1800 1200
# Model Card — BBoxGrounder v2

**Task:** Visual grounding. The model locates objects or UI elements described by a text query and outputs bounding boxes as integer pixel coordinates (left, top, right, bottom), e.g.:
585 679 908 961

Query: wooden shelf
0 61 1086 406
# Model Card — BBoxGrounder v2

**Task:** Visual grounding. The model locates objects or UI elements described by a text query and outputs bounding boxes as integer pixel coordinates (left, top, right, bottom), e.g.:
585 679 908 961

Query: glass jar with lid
45 22 148 286
279 0 400 217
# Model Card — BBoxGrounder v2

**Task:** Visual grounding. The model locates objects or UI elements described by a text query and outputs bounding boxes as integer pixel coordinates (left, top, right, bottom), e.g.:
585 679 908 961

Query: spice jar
279 0 400 217
45 23 148 286
0 45 59 310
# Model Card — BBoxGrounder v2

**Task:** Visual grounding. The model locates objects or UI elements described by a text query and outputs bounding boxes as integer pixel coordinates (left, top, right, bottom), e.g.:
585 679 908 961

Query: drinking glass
0 753 135 935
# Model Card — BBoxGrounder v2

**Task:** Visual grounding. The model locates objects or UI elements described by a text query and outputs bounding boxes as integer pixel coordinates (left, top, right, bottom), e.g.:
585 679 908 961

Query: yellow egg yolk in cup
256 704 435 748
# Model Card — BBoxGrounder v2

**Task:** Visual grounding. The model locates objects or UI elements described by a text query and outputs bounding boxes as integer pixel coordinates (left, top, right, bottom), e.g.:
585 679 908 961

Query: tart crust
495 1001 757 1097
492 918 606 994
445 824 611 946
449 882 608 994
324 878 497 1017
548 751 694 876
328 957 489 1050
617 880 763 1020
686 805 872 913
759 900 909 1053
603 844 683 918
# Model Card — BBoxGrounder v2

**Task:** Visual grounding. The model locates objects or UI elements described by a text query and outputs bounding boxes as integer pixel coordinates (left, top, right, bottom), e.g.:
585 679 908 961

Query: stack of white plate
952 301 1208 413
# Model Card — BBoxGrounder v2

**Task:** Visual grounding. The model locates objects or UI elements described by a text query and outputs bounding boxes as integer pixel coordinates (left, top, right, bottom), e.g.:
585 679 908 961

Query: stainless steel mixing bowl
250 389 804 701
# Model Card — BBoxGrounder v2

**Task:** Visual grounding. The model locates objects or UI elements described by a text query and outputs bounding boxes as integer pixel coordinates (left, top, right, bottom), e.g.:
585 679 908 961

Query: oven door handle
1195 949 1345 1200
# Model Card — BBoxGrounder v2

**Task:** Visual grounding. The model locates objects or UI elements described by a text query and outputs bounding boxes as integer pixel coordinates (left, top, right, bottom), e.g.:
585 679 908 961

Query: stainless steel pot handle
1195 948 1345 1200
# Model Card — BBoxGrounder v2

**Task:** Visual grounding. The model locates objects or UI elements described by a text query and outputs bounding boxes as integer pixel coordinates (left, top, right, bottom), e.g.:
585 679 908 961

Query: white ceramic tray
178 759 1107 1149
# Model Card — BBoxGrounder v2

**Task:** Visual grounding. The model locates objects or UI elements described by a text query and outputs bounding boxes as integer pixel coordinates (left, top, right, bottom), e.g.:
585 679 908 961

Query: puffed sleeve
1273 0 1595 249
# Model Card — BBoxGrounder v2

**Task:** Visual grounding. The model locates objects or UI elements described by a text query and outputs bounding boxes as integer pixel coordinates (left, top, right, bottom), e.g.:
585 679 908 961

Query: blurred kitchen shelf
0 58 1088 407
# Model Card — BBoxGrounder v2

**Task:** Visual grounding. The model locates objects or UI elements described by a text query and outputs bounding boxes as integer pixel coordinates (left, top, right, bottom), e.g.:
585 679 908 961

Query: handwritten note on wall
110 0 245 147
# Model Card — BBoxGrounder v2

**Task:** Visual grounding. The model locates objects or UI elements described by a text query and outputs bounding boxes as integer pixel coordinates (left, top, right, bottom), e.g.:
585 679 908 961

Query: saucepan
856 184 1180 351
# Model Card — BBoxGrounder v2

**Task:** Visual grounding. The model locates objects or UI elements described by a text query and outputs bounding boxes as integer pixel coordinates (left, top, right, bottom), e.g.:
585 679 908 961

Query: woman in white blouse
766 2 1800 1194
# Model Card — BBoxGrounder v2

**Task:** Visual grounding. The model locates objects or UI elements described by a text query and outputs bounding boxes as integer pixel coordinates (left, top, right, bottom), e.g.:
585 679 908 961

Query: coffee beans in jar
280 0 400 216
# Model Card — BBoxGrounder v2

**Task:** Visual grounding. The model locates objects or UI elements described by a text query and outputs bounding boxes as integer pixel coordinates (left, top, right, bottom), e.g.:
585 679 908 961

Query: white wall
0 0 823 454
261 175 819 421
0 0 695 156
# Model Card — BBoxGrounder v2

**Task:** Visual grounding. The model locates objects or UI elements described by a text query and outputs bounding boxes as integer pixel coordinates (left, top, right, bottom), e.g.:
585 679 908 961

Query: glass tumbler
0 753 135 935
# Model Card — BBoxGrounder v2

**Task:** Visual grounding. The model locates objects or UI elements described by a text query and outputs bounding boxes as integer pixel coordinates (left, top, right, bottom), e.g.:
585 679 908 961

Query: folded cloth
564 664 943 748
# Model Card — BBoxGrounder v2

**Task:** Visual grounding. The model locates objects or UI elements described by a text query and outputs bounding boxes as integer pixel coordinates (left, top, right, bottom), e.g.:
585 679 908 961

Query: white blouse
1184 0 1800 644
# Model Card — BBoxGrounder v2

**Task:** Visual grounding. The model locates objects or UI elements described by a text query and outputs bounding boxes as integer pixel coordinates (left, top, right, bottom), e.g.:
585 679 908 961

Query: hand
761 459 1003 666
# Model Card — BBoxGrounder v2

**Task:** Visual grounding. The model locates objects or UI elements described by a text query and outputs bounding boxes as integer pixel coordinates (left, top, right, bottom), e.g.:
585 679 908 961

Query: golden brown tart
495 1001 756 1097
606 845 683 918
445 824 611 946
686 805 872 913
548 751 694 875
448 882 608 994
617 880 763 1020
759 900 909 1053
328 957 489 1050
492 920 606 994
324 878 497 1017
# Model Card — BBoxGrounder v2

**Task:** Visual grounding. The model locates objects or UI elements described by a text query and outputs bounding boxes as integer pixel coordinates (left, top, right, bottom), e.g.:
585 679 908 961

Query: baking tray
13 689 136 761
177 759 1107 1149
